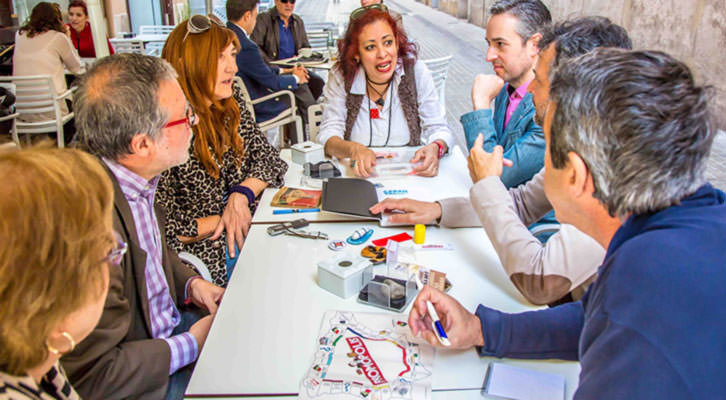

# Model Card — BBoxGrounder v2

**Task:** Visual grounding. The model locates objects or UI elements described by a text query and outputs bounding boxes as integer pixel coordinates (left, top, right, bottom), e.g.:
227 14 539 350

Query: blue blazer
227 22 298 123
461 86 544 188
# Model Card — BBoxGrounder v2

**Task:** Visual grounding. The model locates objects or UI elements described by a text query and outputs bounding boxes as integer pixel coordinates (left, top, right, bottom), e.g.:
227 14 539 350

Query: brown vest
343 62 422 146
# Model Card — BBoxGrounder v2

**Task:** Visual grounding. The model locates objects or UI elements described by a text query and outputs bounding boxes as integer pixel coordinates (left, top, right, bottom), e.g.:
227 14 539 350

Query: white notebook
483 362 566 400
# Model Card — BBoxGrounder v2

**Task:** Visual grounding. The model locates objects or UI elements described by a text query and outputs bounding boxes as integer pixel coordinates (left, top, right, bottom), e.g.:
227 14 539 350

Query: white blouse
317 59 454 149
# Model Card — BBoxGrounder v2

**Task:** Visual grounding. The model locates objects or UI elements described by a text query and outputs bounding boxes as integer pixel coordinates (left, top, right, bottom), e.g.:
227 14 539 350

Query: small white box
291 141 324 165
317 252 371 298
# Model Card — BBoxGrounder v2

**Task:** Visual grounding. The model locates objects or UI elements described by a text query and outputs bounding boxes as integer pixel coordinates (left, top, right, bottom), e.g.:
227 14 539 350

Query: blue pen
273 208 321 215
415 272 451 346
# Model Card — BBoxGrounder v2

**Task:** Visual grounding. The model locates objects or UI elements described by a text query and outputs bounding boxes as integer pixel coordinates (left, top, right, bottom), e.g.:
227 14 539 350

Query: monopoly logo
346 337 387 386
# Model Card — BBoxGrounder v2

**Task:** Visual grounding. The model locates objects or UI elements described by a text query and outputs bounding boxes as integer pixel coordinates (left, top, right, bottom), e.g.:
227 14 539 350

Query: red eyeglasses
163 105 197 129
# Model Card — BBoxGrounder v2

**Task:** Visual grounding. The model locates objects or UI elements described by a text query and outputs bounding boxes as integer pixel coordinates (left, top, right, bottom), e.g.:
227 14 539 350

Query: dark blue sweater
476 184 726 399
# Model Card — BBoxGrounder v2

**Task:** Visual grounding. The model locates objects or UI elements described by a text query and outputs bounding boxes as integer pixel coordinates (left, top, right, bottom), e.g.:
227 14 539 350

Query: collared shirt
503 80 531 129
104 159 197 375
317 60 455 149
276 16 295 59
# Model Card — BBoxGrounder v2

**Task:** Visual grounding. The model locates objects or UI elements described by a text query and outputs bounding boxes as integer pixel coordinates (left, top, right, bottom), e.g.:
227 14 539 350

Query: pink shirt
503 80 532 129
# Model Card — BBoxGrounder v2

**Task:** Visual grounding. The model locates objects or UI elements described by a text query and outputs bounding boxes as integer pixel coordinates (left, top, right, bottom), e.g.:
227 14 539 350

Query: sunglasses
183 14 225 42
163 104 198 129
350 3 388 20
279 0 296 4
105 231 128 266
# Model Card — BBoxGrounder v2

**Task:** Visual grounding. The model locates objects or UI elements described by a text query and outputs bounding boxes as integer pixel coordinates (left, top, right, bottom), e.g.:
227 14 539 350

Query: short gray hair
489 0 551 43
74 53 178 160
549 48 714 217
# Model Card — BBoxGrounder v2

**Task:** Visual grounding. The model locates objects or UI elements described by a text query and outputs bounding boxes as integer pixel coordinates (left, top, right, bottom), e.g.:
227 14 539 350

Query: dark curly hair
336 9 417 87
19 2 66 38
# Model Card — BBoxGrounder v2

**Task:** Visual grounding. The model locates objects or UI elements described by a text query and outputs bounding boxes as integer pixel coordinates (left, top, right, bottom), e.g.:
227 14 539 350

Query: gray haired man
409 48 726 398
62 53 225 400
372 17 632 305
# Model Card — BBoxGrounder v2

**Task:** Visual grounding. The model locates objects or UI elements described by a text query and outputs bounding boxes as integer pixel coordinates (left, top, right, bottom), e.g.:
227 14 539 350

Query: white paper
484 362 565 400
300 311 434 400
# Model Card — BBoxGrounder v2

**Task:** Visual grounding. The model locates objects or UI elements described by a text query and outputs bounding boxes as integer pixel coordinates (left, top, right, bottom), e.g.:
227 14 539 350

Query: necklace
365 75 392 107
367 84 393 147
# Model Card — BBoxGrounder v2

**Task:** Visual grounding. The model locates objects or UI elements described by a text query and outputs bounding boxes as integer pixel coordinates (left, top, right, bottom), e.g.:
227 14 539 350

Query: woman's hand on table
411 142 444 177
210 193 252 258
349 143 377 177
370 198 442 225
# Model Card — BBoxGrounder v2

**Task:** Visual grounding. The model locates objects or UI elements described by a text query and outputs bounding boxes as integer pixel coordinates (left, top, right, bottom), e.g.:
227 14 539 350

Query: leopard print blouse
156 84 287 286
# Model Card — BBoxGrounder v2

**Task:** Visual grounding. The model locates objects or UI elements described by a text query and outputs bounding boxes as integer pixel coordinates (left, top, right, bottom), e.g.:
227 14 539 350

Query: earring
47 332 76 355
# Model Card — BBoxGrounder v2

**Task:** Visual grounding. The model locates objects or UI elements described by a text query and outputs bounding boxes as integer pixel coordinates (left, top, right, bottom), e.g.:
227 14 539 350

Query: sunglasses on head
350 3 388 20
183 14 225 42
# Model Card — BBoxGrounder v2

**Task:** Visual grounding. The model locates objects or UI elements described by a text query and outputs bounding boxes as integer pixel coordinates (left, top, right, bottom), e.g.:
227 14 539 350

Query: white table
270 55 335 70
253 146 473 224
185 222 580 398
133 33 169 43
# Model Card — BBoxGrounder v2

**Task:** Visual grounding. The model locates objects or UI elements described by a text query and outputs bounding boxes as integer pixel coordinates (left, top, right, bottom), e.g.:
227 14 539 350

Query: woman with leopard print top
157 16 287 286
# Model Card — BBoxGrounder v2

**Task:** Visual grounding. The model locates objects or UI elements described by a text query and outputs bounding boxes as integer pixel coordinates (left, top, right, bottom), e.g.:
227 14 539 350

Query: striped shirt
104 159 198 375
0 363 79 400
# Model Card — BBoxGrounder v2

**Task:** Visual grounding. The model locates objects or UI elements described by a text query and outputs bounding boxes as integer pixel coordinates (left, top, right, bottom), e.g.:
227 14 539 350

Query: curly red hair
337 9 417 87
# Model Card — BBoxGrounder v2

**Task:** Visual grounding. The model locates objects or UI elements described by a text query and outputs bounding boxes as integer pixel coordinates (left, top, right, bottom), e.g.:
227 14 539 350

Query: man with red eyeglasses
251 0 324 126
63 53 225 400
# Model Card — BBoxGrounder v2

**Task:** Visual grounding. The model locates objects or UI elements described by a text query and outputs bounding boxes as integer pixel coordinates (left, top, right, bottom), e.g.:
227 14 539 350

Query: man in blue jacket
410 48 726 398
226 0 309 124
463 0 550 188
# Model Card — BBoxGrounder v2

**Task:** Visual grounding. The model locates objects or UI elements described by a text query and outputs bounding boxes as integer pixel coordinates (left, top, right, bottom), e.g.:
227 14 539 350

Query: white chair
0 76 75 148
144 41 165 57
306 30 333 53
307 103 323 143
421 55 453 116
109 38 145 54
138 25 174 35
305 22 336 32
178 252 214 282
233 77 303 147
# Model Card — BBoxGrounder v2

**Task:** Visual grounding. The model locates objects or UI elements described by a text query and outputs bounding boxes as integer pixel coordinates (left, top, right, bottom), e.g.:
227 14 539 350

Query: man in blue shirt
463 0 550 188
409 49 726 398
226 0 309 124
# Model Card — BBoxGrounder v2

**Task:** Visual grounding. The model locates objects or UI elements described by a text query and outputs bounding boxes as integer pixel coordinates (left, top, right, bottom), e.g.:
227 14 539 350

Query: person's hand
467 134 513 184
292 64 309 84
210 192 252 258
349 143 377 177
471 74 505 110
369 198 442 224
189 278 225 314
411 142 441 177
408 286 485 349
189 314 214 350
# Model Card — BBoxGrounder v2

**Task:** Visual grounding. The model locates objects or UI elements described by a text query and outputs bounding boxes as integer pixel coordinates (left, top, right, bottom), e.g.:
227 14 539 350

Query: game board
300 311 434 400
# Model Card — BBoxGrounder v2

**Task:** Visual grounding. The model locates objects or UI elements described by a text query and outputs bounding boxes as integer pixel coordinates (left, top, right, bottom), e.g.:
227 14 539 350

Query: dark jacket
476 184 726 399
227 21 297 122
61 163 198 400
251 6 310 63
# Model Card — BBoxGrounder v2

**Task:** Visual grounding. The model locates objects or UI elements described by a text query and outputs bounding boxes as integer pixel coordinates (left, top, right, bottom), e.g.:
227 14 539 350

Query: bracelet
434 141 446 159
229 185 255 205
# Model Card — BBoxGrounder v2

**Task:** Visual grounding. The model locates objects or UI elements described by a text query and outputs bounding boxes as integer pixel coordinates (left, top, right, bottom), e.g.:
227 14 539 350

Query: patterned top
156 84 288 286
0 364 79 400
104 160 198 375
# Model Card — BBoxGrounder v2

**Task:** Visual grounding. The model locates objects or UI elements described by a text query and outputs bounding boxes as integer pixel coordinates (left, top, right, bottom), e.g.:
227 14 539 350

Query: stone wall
428 0 726 129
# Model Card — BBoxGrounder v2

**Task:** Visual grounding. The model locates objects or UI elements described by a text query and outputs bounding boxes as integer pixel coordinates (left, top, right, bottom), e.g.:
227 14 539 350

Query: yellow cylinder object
413 224 426 244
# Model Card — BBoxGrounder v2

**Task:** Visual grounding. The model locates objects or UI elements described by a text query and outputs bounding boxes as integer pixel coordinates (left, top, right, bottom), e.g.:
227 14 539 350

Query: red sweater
67 22 114 58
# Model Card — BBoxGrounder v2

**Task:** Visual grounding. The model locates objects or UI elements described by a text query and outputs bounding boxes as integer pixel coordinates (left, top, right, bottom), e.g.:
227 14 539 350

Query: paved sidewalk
296 0 726 190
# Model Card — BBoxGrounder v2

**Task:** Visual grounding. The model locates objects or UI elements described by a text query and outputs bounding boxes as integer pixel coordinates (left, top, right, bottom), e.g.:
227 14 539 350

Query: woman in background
158 15 287 286
0 145 122 399
66 0 115 58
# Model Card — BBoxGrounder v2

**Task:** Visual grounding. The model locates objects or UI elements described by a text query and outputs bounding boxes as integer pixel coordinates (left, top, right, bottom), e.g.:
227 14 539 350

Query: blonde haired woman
158 15 287 286
0 145 122 399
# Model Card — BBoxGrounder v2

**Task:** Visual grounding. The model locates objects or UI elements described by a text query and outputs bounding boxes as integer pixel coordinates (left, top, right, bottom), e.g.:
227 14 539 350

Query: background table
185 222 580 398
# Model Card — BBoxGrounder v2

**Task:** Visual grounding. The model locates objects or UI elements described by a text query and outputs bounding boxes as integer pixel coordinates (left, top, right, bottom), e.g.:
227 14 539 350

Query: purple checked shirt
104 159 198 375
503 80 532 129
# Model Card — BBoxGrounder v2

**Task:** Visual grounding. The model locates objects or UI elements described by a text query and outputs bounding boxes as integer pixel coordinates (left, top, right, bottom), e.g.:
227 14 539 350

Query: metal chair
306 30 333 53
233 77 303 147
421 55 453 116
307 103 323 143
138 25 174 35
109 38 145 54
0 76 75 148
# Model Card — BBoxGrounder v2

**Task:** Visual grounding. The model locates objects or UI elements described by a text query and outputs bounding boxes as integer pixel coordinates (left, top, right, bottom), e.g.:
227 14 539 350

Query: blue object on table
346 227 374 245
383 189 408 195
272 208 321 215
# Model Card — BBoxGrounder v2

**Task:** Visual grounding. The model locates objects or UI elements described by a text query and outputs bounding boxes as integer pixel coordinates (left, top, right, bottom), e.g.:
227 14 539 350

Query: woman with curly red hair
316 5 453 177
